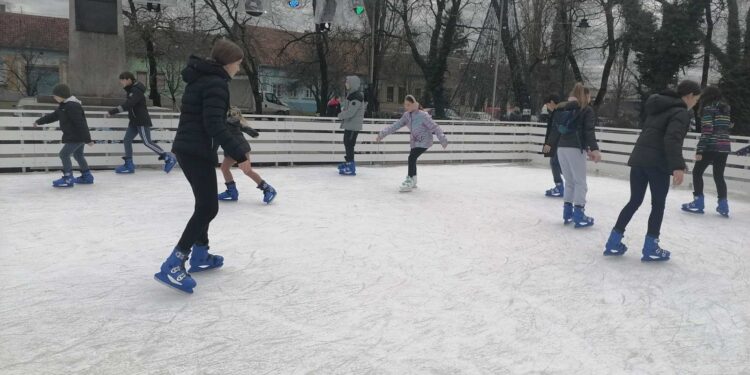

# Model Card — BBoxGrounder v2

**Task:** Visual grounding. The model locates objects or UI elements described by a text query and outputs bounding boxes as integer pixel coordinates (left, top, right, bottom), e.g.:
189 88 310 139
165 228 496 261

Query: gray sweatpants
557 147 588 206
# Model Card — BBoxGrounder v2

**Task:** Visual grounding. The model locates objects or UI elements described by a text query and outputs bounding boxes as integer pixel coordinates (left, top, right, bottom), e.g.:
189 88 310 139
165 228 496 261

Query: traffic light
314 0 336 32
316 23 332 33
351 0 364 15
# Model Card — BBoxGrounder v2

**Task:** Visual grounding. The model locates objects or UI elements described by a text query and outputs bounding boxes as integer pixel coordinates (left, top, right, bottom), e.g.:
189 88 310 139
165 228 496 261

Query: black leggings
343 130 359 162
692 152 729 199
176 153 218 253
408 147 428 177
614 166 670 238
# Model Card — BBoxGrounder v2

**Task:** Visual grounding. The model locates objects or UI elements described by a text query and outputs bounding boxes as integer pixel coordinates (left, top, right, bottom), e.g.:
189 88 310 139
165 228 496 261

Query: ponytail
569 83 590 108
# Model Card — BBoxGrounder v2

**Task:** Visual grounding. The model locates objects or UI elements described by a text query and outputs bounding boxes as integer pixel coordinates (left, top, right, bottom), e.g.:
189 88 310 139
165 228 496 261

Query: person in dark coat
541 94 562 197
604 80 702 262
547 84 601 228
34 84 94 187
154 39 252 294
107 72 176 174
326 96 342 117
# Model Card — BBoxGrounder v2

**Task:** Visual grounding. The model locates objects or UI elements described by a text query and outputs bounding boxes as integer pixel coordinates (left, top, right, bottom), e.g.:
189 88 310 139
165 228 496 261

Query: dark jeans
550 151 563 184
176 153 218 253
614 166 670 238
692 152 729 199
343 130 359 162
123 125 165 158
408 147 428 177
59 143 89 174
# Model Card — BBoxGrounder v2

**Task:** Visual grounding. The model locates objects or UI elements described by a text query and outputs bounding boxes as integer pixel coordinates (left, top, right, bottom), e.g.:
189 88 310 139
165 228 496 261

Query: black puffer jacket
36 97 92 144
171 56 250 163
109 81 153 127
628 91 691 174
547 101 599 151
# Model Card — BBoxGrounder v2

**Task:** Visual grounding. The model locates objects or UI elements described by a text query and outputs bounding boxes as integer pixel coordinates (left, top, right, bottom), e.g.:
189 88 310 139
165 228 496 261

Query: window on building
386 86 394 103
28 66 60 96
414 88 422 100
398 86 406 102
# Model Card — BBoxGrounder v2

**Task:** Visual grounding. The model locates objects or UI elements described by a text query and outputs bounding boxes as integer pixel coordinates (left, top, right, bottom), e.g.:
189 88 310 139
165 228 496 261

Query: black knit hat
52 84 71 99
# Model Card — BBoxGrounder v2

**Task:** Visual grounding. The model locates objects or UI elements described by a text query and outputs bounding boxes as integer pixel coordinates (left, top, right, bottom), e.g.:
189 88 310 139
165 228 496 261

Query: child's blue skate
681 195 704 214
52 174 75 188
337 162 347 173
604 229 628 256
340 161 356 176
563 203 573 225
188 244 224 273
115 157 135 174
573 206 594 228
717 199 729 217
641 236 670 262
74 170 94 185
259 180 277 204
162 152 177 173
218 181 239 201
154 248 196 293
545 183 564 198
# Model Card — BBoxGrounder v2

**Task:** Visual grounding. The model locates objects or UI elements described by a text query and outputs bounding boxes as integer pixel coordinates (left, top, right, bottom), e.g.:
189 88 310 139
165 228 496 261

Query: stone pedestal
67 0 126 100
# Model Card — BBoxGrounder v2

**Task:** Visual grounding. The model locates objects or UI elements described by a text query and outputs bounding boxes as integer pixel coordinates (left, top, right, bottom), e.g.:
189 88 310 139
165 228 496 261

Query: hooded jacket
628 91 691 173
379 109 448 149
338 76 366 131
36 96 92 144
108 81 153 127
171 56 251 164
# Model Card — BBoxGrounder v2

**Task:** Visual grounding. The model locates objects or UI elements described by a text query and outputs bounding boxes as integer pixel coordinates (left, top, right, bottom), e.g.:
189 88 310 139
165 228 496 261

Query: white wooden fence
1 110 749 195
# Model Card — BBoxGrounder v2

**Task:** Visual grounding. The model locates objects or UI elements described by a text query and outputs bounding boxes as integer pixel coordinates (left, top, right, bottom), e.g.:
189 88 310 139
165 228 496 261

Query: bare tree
388 0 482 118
1 49 46 97
203 0 264 113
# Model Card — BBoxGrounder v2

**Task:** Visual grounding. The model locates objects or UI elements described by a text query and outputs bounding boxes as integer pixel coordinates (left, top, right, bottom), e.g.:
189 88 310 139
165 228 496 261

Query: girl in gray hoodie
376 95 448 192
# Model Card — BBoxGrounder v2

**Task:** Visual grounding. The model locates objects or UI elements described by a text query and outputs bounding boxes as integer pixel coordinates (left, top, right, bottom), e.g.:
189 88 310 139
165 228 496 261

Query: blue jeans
59 143 89 174
123 125 165 158
614 166 670 238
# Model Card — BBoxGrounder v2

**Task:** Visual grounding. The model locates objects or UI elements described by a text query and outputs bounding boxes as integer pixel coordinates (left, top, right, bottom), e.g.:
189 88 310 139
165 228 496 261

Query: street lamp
559 4 591 97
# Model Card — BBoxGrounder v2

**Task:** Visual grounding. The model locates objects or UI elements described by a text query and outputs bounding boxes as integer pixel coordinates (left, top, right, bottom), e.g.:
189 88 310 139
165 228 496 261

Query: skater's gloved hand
104 113 111 118
375 135 383 142
32 121 38 127
88 142 95 146
543 144 551 154
238 159 252 175
673 169 685 186
695 154 702 161
441 141 448 149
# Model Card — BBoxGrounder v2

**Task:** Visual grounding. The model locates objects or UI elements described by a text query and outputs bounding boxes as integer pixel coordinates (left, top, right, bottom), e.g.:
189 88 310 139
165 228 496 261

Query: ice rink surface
1 164 748 374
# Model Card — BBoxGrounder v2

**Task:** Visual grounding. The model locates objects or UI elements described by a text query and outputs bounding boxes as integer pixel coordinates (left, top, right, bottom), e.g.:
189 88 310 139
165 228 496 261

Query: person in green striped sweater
681 86 733 217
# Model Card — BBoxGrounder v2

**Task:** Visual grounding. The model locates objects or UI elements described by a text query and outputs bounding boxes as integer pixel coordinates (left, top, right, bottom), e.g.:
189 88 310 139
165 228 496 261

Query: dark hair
544 94 560 104
119 72 136 81
699 85 722 106
676 80 702 97
211 39 244 65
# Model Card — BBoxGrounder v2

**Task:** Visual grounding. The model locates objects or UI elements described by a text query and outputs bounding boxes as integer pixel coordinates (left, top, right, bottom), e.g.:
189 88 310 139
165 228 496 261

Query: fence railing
2 110 749 195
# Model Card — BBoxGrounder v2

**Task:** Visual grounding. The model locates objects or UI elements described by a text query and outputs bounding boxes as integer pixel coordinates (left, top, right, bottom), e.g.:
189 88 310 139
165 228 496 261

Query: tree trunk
492 0 528 109
315 29 330 116
594 0 618 108
146 39 161 107
701 0 713 87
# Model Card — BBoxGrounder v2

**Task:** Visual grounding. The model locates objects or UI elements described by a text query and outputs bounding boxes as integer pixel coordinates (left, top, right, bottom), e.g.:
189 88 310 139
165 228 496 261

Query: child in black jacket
34 84 94 187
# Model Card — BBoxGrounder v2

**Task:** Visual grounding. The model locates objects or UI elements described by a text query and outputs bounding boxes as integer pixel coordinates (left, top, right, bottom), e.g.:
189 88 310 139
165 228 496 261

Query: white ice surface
1 164 749 374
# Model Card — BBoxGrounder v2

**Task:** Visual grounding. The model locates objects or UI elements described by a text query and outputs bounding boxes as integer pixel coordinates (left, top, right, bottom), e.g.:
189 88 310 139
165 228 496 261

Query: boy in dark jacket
34 84 94 187
541 94 563 197
107 72 176 174
605 80 702 262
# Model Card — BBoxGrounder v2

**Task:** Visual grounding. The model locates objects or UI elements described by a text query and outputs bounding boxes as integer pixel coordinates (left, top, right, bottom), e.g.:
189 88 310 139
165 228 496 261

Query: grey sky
3 0 68 17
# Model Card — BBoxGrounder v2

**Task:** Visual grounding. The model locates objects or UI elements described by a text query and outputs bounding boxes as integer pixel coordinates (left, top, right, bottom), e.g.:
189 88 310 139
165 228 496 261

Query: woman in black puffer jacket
155 39 251 294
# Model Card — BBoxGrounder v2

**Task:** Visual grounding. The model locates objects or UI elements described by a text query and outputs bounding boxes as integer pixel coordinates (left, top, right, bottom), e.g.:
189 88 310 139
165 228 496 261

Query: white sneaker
399 177 414 192
412 176 418 189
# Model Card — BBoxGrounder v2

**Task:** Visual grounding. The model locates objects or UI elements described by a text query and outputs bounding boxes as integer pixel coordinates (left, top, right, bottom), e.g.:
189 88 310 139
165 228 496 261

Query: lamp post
559 0 590 97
